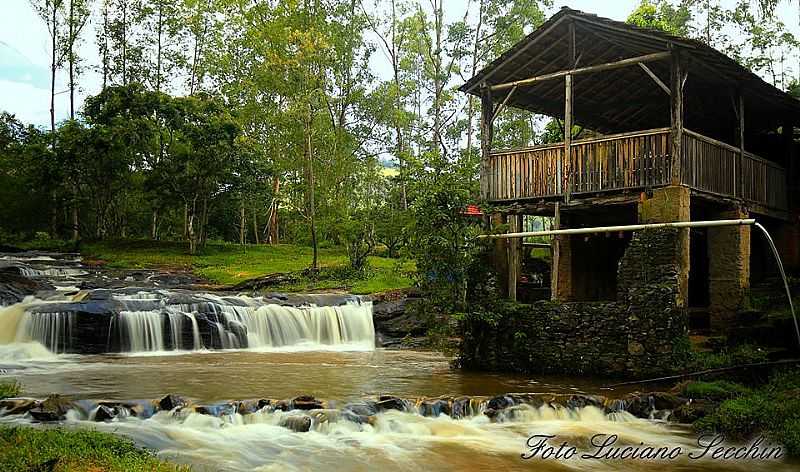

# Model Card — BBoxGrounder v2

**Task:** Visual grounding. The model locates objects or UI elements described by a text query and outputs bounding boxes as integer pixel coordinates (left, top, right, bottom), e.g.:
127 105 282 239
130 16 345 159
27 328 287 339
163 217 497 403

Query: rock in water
28 394 73 422
0 398 38 416
281 415 312 432
292 395 324 410
157 394 189 412
376 395 406 412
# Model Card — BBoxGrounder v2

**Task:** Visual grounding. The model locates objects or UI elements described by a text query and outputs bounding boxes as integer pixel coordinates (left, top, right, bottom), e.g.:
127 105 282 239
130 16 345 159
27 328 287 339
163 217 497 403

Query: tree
627 0 692 36
30 0 67 136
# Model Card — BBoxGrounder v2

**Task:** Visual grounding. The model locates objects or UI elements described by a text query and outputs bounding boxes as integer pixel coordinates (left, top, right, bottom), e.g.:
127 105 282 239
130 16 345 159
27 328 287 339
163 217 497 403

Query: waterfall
120 311 165 352
16 310 74 353
0 290 375 355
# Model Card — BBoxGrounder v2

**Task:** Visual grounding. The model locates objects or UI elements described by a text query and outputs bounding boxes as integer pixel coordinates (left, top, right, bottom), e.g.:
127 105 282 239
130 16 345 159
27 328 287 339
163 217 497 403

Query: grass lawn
80 239 415 294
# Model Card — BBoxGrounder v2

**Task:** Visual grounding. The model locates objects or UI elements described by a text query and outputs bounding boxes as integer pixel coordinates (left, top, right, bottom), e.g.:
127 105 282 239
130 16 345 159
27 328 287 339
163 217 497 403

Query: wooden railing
484 127 787 212
485 128 671 201
570 128 671 193
681 129 787 211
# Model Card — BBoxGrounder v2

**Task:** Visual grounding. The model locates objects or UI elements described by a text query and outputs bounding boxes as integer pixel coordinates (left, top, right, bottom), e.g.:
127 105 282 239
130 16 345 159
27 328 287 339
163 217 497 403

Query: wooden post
736 92 745 198
508 214 519 301
669 48 685 185
564 74 573 203
564 23 575 203
783 119 797 209
480 86 494 200
551 202 560 301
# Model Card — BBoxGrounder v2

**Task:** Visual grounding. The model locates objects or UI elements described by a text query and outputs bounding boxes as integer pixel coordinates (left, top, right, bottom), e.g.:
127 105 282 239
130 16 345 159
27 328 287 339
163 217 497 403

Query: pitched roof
460 7 800 136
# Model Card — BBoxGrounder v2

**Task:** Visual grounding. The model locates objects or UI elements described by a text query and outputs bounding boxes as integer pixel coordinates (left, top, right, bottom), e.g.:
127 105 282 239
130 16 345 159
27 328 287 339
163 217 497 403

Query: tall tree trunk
122 0 127 84
101 1 108 88
268 175 280 244
239 202 246 245
150 209 158 240
156 3 163 93
49 2 57 138
252 208 259 245
305 116 318 271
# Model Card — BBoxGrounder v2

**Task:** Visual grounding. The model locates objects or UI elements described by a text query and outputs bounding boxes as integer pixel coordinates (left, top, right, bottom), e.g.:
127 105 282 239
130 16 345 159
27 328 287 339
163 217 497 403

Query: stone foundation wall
459 228 689 377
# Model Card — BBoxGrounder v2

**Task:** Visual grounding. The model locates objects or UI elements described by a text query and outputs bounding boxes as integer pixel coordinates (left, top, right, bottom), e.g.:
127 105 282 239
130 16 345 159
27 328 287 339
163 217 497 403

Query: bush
682 380 750 401
695 394 771 438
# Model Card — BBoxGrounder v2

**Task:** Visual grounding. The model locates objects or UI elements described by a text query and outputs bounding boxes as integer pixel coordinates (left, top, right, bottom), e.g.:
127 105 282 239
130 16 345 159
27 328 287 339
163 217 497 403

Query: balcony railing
483 127 787 212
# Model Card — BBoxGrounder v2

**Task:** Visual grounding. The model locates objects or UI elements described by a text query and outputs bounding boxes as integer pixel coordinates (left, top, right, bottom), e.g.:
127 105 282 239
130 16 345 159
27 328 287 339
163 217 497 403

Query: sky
1 0 798 127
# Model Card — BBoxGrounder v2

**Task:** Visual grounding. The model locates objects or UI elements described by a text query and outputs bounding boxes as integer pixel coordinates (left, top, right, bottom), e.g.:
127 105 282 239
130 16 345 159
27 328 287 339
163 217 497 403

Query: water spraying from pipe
754 222 800 350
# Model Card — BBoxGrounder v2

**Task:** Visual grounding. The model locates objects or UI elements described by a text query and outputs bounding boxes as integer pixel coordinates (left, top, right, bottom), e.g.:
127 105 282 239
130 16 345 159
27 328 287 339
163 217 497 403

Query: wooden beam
670 48 685 185
463 14 569 93
638 63 670 95
490 86 517 126
491 51 671 91
564 74 573 203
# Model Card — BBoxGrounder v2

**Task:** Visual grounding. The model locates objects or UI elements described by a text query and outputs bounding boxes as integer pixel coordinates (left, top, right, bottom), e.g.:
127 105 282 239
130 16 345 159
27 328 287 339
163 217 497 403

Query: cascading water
0 289 375 357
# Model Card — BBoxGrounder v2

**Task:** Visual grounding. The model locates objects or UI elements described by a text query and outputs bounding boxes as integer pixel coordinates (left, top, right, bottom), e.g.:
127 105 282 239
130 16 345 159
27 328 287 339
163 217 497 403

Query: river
0 253 796 471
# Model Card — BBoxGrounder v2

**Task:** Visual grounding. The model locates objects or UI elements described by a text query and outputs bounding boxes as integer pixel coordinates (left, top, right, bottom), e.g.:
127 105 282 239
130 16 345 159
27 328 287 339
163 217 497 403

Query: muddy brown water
2 348 797 472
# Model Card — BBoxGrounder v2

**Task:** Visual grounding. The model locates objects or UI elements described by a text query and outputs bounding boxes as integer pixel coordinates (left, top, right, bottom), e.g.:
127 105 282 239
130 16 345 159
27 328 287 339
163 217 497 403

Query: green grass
0 426 187 472
682 380 750 401
687 343 770 371
0 380 21 399
80 239 414 294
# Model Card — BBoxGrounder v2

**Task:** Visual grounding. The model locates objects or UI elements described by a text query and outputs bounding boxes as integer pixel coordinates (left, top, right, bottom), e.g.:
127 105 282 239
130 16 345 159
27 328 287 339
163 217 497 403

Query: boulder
292 395 324 410
0 398 38 416
157 394 189 412
376 395 406 412
668 399 715 423
281 415 312 432
28 395 73 422
0 265 54 305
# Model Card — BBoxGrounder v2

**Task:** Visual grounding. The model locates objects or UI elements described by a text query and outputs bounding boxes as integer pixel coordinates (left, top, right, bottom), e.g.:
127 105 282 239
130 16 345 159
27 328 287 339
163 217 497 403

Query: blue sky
1 0 798 127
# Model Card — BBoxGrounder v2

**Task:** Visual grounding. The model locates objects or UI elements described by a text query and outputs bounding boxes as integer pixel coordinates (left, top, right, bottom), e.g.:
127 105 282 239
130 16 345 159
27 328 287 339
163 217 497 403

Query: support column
550 205 572 301
708 205 751 331
492 213 509 296
669 48 686 185
480 86 494 200
507 215 518 301
638 186 691 308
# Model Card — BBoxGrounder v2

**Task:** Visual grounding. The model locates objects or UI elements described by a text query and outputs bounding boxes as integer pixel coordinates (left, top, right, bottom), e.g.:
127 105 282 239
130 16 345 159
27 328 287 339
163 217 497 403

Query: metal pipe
478 218 756 239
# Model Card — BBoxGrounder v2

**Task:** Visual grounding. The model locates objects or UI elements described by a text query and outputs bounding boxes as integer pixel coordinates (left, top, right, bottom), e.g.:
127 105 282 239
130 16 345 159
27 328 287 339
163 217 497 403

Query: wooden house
460 8 800 329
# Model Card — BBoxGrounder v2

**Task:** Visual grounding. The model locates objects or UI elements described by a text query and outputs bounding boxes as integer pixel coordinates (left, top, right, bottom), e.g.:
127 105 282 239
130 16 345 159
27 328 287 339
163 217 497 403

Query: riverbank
0 381 185 472
10 238 415 294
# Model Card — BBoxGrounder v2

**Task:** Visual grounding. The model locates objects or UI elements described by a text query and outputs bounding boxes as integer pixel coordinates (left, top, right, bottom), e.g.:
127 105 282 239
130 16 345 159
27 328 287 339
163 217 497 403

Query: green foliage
682 380 750 401
627 0 692 36
694 368 800 456
0 381 21 399
409 159 483 311
0 426 187 472
688 344 770 371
